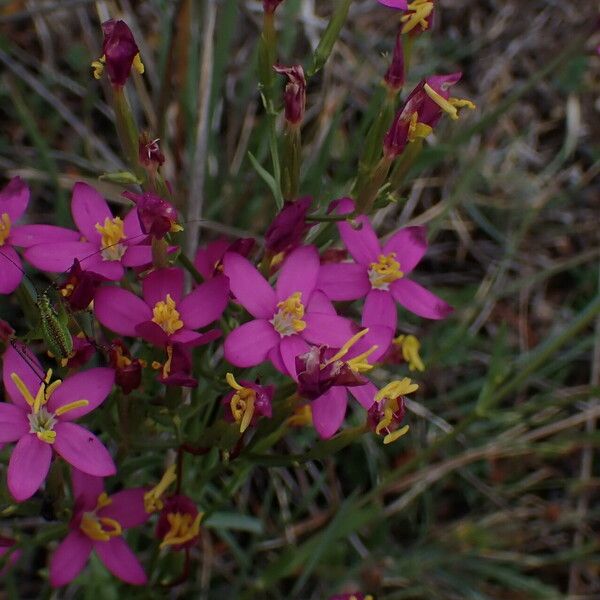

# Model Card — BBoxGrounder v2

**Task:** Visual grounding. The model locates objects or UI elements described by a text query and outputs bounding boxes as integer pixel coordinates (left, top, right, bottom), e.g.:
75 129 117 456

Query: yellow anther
346 346 378 373
152 296 184 335
407 111 433 142
395 334 425 372
80 513 122 542
423 84 475 120
37 430 56 444
60 283 75 298
95 216 126 261
91 55 105 79
375 377 419 403
10 372 36 408
270 251 285 269
327 328 370 364
271 292 306 336
401 0 434 34
133 53 145 75
144 464 177 513
159 511 203 549
170 222 184 233
54 399 89 417
286 404 313 427
113 345 132 369
0 213 11 246
368 253 404 290
226 373 256 433
96 492 112 510
383 425 410 445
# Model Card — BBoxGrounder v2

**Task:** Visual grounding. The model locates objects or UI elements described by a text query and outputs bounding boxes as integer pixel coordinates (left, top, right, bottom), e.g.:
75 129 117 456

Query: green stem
112 87 144 180
280 123 301 201
355 154 393 214
389 139 423 192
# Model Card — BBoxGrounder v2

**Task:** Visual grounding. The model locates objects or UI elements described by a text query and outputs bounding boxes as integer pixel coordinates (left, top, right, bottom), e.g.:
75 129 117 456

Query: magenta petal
170 329 204 344
8 435 52 501
311 387 348 439
94 537 147 585
348 380 378 410
0 246 23 294
71 467 105 510
194 239 229 278
276 245 319 303
10 224 80 248
0 404 28 442
382 226 427 274
3 344 44 409
142 267 184 307
351 325 394 363
224 319 279 367
53 422 116 476
135 320 169 346
122 244 152 267
49 531 92 588
316 262 369 301
79 256 124 281
362 289 397 332
47 368 115 420
303 313 355 347
222 252 276 319
377 0 408 9
279 335 309 379
95 287 151 336
123 207 144 241
306 290 336 315
71 182 111 243
337 216 380 266
391 278 453 320
0 177 29 221
24 241 97 273
268 345 287 374
179 274 229 328
100 488 149 528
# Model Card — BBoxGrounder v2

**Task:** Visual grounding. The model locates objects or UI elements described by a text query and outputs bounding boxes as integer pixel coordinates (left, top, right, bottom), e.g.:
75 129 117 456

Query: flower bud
263 0 285 14
138 133 165 169
273 64 306 125
59 259 107 311
109 339 143 394
265 196 314 254
122 190 181 239
384 31 405 92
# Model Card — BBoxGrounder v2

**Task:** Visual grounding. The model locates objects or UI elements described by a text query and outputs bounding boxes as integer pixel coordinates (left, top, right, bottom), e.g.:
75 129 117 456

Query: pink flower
193 237 255 279
59 259 107 311
223 246 355 376
24 182 152 280
377 0 408 9
0 344 116 502
317 198 453 332
156 494 203 551
49 468 148 587
94 267 228 347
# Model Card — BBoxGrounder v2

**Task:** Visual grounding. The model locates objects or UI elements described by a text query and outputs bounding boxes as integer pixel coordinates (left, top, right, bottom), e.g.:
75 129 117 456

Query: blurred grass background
0 0 599 598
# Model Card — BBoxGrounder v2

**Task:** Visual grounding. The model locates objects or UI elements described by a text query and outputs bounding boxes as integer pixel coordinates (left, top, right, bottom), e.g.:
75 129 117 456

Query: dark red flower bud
109 339 143 394
156 495 202 551
222 373 274 433
139 133 165 168
384 31 405 92
265 196 314 254
263 0 285 14
93 20 144 87
122 190 180 240
59 259 107 311
273 64 306 125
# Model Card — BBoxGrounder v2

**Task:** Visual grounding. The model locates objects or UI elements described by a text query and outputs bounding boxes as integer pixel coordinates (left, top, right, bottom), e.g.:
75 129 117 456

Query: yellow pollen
375 377 419 403
401 0 434 34
270 251 285 269
80 514 122 542
368 253 404 290
55 399 89 416
37 430 57 444
144 464 177 513
0 212 11 246
346 346 378 373
91 55 105 79
60 283 75 298
271 292 306 337
327 328 370 364
133 53 145 75
423 84 476 120
159 511 203 549
152 296 183 335
170 222 184 233
383 425 410 445
407 111 433 142
286 404 313 427
226 373 256 433
114 345 132 369
95 216 126 261
394 334 425 372
96 492 112 510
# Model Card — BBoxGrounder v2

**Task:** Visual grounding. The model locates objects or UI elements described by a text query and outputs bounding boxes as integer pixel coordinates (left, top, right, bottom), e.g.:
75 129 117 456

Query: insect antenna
9 338 46 384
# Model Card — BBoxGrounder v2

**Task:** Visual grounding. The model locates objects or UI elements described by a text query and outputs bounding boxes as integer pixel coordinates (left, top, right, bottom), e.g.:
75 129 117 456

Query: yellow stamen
346 346 378 373
270 251 285 269
10 372 36 407
60 283 75 298
95 216 126 261
170 222 184 233
226 373 256 433
327 328 370 364
114 345 132 369
395 334 425 372
159 512 203 549
407 111 433 142
0 213 11 246
91 55 105 79
132 53 145 75
423 84 476 120
80 514 122 542
144 464 177 513
55 399 89 417
152 296 183 335
271 292 306 336
368 253 404 290
37 430 56 444
384 425 410 445
286 404 313 427
375 377 419 403
96 492 112 510
401 0 434 34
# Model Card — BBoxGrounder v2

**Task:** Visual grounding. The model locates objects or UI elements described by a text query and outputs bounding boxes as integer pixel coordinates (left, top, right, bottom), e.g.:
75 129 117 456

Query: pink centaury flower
0 344 115 502
50 468 148 587
24 182 152 280
317 198 453 332
223 245 355 377
94 267 228 347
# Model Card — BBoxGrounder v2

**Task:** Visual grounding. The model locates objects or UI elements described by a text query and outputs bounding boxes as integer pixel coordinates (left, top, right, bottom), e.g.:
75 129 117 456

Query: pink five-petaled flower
0 344 116 502
24 182 152 280
317 198 453 332
296 328 392 439
223 245 355 377
91 20 144 87
50 468 148 587
94 267 228 347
